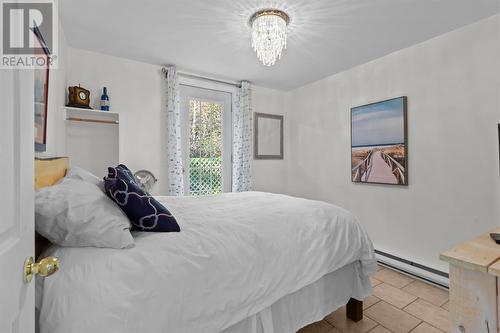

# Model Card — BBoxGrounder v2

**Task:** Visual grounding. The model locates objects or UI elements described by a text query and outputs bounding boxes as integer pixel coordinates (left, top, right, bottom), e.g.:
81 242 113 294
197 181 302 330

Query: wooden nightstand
440 228 500 333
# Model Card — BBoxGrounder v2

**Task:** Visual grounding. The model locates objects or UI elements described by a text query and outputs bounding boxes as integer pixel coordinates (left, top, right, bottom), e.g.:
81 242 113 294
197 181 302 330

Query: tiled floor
297 264 450 333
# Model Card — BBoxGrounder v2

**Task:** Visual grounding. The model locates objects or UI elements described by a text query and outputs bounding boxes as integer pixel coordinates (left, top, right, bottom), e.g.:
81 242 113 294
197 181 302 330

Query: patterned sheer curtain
165 66 184 196
232 81 252 192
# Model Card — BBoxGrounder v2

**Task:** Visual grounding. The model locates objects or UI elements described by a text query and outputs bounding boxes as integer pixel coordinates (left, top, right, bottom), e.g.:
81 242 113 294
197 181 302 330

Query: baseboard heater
375 250 449 288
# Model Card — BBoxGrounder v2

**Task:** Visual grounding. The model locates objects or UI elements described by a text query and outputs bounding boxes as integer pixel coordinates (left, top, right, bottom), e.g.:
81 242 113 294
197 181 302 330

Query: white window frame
179 78 234 195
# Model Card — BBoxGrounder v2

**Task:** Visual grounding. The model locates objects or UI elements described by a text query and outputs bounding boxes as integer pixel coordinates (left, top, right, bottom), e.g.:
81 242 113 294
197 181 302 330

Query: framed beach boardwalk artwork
351 96 408 185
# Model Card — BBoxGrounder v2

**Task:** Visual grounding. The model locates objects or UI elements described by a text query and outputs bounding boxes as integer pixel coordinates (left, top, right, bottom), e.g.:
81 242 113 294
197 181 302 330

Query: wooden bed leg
346 298 363 322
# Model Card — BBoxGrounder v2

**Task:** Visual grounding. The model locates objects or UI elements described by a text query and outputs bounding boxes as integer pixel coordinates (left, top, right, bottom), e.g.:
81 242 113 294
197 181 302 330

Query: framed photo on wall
254 112 284 160
351 96 408 185
33 26 50 152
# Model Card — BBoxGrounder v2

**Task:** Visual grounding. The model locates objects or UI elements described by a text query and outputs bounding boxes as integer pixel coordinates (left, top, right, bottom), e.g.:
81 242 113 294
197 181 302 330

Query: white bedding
37 192 376 333
222 262 370 333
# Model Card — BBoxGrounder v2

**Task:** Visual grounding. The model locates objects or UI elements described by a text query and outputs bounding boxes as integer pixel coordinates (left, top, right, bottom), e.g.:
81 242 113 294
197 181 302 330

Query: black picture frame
351 96 408 185
33 25 50 152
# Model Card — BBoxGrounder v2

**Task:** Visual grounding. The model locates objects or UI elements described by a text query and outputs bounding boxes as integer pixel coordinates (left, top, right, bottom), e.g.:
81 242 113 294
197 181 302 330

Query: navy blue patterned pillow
108 164 136 184
104 176 180 232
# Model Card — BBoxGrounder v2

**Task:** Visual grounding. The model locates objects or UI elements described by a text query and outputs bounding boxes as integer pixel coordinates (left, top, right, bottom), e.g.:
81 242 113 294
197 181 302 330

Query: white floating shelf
63 106 119 125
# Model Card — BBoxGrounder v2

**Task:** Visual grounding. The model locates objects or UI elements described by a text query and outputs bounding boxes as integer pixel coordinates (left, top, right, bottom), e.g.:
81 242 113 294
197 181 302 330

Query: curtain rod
161 67 242 88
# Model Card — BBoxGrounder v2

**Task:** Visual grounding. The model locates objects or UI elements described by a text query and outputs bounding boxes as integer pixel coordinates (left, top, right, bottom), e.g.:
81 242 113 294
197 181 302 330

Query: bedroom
1 0 499 332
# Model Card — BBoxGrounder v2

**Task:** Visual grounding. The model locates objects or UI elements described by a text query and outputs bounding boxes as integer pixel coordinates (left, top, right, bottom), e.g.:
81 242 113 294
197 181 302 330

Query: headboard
34 157 69 258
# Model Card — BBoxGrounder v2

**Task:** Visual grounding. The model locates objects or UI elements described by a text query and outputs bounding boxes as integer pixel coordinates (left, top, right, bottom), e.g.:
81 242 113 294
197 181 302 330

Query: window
180 86 232 195
188 99 223 195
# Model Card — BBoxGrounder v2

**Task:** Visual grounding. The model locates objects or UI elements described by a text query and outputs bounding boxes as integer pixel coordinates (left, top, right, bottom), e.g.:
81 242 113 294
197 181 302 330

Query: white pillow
35 178 134 249
65 167 104 191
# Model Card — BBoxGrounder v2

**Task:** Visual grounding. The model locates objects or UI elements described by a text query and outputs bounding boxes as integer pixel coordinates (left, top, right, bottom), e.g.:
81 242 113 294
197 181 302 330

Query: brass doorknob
23 256 59 283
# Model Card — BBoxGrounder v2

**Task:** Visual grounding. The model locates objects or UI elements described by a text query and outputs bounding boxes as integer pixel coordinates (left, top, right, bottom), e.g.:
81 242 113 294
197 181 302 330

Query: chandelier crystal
250 9 290 66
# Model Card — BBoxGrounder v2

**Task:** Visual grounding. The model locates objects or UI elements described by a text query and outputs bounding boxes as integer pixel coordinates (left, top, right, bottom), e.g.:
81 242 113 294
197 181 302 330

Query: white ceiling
60 0 499 90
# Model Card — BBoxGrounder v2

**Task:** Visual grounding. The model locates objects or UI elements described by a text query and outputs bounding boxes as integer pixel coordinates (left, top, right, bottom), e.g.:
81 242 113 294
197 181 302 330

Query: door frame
179 80 234 195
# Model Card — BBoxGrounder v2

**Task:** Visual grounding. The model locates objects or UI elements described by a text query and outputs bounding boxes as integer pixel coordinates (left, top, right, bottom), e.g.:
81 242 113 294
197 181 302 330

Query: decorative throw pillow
107 164 136 184
104 176 180 232
35 178 135 249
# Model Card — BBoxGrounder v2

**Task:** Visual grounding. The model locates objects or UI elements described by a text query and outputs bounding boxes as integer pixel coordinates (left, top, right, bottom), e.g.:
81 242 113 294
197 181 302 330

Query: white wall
285 15 500 272
252 86 288 194
66 48 286 194
66 48 167 193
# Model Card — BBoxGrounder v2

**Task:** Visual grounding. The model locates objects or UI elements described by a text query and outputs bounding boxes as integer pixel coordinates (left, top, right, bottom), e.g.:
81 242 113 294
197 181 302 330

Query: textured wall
285 15 500 272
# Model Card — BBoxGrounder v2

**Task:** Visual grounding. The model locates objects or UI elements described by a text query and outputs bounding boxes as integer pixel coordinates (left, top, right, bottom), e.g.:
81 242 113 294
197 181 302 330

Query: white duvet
37 192 376 333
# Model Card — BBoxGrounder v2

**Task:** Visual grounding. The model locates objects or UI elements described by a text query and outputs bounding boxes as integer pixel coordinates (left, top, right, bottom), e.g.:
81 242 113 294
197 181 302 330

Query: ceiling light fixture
249 9 290 66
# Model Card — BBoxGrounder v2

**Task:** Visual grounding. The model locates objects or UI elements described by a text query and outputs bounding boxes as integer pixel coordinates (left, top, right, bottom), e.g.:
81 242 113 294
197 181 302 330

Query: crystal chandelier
250 9 290 66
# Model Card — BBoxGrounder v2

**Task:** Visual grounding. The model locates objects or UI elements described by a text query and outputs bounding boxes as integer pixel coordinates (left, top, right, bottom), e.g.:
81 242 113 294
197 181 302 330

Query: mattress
37 192 376 333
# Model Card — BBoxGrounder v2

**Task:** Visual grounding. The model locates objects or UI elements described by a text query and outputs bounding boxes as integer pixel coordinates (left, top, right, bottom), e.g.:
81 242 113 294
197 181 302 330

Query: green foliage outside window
189 99 223 195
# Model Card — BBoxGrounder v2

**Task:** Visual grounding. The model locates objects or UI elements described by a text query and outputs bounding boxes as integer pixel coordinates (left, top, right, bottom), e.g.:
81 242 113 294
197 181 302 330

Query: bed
35 159 376 333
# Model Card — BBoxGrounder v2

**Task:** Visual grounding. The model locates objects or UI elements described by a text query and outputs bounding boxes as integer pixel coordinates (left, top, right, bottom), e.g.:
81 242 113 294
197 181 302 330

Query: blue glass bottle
100 87 110 111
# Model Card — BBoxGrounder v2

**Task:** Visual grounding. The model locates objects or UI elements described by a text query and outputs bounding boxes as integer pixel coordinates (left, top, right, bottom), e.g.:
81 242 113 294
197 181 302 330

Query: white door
180 86 232 195
0 69 36 332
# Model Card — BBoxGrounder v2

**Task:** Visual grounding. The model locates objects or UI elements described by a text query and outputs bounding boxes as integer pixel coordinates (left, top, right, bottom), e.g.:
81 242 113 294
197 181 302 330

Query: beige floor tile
371 277 383 287
325 328 341 333
298 267 452 333
363 295 381 310
373 283 417 309
325 306 377 333
404 299 450 333
373 269 414 288
402 280 448 306
409 322 445 333
297 319 334 333
365 301 421 333
368 325 393 333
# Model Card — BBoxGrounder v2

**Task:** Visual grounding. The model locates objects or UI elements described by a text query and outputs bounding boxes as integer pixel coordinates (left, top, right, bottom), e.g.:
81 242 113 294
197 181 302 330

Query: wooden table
488 260 500 333
440 228 500 333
